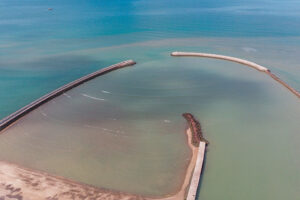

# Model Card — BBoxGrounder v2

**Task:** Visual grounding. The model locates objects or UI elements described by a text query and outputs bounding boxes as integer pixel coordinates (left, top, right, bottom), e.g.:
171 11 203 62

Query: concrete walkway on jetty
171 52 300 99
186 141 206 200
0 60 136 132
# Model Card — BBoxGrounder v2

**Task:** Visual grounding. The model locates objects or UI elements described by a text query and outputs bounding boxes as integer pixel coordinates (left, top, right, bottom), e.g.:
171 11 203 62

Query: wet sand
0 161 145 200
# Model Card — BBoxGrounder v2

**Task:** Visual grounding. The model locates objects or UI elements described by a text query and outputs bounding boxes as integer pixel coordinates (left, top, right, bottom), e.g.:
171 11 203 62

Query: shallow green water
0 38 300 198
1 0 300 199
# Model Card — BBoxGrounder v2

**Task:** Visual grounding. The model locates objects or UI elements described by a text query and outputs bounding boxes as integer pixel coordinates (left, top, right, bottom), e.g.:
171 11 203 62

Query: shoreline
151 113 208 200
171 52 300 99
0 160 145 200
0 57 209 199
0 128 199 200
149 128 199 200
0 116 205 200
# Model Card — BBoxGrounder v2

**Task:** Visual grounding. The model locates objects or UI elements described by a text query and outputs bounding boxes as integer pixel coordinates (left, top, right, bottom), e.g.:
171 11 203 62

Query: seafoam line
81 94 106 101
63 93 72 98
101 90 111 94
40 111 48 117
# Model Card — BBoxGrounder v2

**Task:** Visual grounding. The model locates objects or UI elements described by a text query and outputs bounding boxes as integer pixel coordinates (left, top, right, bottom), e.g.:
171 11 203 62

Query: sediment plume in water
171 52 300 99
182 113 209 147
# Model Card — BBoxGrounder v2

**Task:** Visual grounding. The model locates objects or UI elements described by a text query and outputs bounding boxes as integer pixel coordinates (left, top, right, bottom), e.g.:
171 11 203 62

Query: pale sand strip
171 51 300 99
0 161 145 200
0 60 136 132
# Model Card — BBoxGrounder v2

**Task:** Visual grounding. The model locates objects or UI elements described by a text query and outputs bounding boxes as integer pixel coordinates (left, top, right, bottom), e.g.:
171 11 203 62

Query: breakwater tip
124 59 137 66
0 60 138 133
171 52 179 56
182 113 209 147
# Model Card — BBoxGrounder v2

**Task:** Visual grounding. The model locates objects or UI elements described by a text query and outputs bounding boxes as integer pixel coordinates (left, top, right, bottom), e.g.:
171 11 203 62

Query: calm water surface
0 0 300 199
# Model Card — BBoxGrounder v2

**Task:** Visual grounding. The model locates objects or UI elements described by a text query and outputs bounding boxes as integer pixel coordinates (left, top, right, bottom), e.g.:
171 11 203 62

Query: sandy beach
0 127 200 200
0 161 146 200
0 122 204 200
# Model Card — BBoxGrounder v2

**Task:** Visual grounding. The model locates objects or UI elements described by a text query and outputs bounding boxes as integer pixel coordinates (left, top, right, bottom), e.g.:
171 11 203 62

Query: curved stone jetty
171 52 268 72
0 60 136 132
171 52 300 99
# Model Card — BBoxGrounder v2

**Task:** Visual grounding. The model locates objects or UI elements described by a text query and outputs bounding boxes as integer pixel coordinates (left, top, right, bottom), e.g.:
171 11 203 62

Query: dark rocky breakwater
182 113 209 147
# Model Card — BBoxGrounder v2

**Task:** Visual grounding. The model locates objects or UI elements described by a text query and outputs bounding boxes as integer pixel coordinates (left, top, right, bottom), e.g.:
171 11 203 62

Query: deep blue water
1 0 300 41
1 0 300 118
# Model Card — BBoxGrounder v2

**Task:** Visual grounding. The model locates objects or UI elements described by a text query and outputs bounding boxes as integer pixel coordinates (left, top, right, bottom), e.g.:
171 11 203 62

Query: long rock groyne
171 52 300 99
0 60 136 132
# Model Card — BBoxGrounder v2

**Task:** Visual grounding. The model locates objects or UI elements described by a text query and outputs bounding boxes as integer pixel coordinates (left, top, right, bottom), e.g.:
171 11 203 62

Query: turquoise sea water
0 0 300 199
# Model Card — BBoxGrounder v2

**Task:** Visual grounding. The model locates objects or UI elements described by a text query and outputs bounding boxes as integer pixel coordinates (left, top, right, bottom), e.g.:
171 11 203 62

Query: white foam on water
81 93 106 101
40 111 48 117
84 124 99 129
84 124 125 134
63 93 72 98
101 90 111 94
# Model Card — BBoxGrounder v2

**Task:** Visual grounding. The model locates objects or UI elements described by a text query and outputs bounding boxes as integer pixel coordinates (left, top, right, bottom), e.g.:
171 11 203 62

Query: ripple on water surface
0 38 300 199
